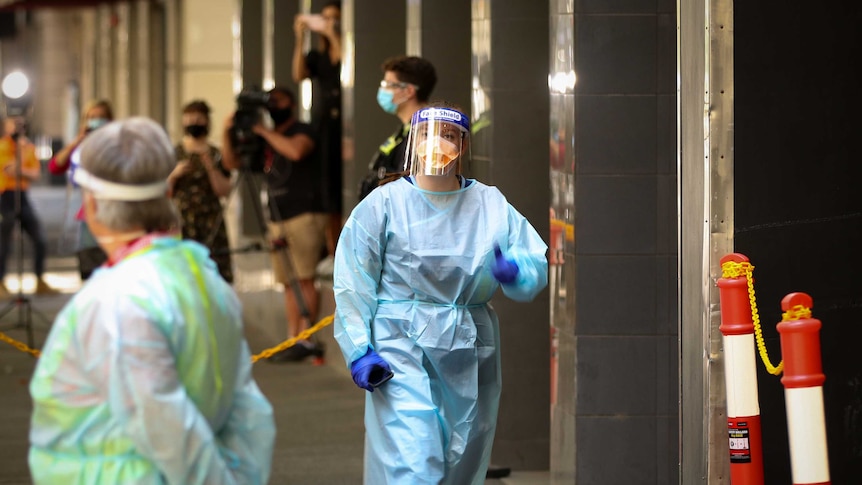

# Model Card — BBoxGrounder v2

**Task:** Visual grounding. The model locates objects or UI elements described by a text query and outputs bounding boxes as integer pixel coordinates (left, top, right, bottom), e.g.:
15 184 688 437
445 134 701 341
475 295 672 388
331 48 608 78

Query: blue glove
350 348 393 392
492 243 520 284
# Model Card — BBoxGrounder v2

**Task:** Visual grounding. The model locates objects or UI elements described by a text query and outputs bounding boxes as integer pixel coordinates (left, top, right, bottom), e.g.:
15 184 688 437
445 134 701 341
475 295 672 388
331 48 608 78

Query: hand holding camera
293 13 307 37
299 14 327 33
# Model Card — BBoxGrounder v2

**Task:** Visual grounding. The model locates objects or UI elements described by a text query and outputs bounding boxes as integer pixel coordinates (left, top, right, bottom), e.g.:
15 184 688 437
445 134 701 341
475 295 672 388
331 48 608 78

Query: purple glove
492 243 520 284
350 348 393 392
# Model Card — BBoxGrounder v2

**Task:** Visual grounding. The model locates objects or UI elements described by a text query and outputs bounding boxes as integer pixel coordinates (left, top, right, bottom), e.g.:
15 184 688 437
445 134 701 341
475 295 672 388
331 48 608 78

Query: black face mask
268 107 292 125
183 124 209 138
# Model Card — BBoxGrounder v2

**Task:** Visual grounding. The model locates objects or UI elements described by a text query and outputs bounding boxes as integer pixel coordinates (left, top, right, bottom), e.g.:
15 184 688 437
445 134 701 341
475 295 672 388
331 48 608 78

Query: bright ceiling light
2 71 29 99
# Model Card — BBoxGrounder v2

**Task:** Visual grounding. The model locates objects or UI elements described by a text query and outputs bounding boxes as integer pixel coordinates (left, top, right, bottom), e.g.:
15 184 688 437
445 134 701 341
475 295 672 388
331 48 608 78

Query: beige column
261 0 274 91
133 0 151 117
178 0 235 142
33 9 76 138
163 0 181 137
95 3 115 107
111 2 132 118
79 9 98 110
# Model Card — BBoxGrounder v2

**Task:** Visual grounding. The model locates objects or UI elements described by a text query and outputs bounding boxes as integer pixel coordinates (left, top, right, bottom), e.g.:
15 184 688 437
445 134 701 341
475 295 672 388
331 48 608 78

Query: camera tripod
0 133 51 350
205 156 319 358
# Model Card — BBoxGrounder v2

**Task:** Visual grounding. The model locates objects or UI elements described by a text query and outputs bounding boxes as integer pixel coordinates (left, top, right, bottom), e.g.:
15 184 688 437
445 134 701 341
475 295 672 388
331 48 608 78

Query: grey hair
77 117 179 232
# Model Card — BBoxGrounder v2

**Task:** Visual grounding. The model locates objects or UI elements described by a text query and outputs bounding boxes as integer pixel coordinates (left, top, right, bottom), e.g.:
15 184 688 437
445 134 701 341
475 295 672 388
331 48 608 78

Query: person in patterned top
168 100 234 282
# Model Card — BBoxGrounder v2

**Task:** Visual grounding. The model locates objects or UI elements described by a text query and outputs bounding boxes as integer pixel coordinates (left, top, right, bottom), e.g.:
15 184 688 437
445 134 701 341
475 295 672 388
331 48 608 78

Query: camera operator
0 115 58 297
222 86 328 363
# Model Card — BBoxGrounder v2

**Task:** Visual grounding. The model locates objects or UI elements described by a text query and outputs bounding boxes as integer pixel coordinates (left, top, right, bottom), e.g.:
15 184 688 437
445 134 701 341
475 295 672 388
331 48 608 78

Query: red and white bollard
717 253 764 484
777 292 830 485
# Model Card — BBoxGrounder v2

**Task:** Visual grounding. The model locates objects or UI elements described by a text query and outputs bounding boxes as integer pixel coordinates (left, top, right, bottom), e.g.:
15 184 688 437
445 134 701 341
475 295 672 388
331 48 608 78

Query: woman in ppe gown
333 104 548 485
28 117 275 485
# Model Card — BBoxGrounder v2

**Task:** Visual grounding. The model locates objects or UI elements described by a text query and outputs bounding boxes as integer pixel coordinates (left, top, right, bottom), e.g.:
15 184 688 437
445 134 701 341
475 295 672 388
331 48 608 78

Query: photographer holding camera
222 86 328 363
0 115 58 297
48 99 114 280
168 100 233 283
293 1 343 258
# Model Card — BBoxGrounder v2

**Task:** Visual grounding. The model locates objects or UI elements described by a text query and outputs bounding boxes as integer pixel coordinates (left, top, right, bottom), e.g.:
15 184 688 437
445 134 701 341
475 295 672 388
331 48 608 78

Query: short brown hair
182 99 211 118
381 56 437 102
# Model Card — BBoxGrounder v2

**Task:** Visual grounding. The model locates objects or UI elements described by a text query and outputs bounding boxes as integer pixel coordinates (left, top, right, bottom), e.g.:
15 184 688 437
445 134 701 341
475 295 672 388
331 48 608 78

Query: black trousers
0 189 47 280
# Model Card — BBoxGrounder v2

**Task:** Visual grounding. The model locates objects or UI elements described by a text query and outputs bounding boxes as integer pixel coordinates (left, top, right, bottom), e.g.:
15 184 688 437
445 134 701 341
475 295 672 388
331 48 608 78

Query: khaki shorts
268 213 329 282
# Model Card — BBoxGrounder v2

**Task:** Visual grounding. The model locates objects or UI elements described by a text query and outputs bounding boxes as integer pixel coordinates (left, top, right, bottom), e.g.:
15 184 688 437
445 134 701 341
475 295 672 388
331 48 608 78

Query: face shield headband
406 107 471 177
73 167 168 201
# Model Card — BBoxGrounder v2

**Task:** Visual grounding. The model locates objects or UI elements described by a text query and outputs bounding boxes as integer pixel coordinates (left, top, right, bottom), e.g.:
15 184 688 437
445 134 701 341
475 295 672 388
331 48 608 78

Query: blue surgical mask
86 118 109 132
376 88 399 114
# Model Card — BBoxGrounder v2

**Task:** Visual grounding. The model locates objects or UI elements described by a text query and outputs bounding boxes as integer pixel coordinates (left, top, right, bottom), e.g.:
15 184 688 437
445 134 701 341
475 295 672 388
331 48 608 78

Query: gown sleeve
332 199 388 367
215 341 276 485
498 203 549 302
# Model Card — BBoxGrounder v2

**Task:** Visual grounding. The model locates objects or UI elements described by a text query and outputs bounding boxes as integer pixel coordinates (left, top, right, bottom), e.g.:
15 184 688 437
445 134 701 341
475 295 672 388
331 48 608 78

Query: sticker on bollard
729 420 752 463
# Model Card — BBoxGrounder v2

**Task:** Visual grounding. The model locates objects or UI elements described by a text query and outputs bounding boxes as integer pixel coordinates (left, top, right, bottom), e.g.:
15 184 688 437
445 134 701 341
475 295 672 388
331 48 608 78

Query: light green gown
29 236 274 485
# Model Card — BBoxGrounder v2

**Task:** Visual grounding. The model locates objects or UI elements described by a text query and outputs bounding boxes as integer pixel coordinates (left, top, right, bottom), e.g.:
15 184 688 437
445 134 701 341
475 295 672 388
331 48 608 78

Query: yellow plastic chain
1 314 335 364
781 304 811 322
721 261 784 375
0 331 41 357
250 314 334 363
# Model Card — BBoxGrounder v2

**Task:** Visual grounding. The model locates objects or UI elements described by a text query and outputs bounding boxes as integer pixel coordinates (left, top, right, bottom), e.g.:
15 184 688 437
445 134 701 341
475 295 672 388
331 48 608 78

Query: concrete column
234 0 266 239
147 1 167 124
79 9 98 110
406 0 420 55
33 9 76 138
420 0 470 114
341 0 406 206
111 2 132 118
471 0 551 471
295 0 312 122
133 0 151 117
163 0 181 137
261 0 276 91
240 0 263 90
95 4 115 111
568 0 679 481
271 0 299 91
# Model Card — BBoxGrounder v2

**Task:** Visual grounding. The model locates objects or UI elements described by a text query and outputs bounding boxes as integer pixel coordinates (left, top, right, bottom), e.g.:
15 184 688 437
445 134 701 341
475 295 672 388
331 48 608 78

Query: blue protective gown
333 178 548 485
29 236 275 485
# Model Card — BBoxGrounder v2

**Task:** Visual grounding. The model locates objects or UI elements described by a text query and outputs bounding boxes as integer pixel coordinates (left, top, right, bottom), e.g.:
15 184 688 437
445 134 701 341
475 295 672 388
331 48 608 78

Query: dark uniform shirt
358 123 410 201
265 121 323 222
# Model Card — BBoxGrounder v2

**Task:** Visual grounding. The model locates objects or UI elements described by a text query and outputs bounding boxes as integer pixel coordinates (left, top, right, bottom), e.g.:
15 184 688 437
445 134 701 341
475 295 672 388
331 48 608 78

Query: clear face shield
404 107 471 177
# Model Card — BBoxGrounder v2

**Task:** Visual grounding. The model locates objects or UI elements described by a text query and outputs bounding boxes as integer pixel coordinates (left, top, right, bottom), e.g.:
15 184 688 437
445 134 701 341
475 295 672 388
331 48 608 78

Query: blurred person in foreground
48 99 113 280
333 104 548 484
222 86 328 362
168 99 234 283
0 114 57 296
29 117 275 484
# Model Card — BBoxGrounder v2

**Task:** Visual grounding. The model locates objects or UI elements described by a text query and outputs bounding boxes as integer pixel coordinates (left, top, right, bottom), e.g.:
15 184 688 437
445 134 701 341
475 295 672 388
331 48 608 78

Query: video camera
230 86 270 172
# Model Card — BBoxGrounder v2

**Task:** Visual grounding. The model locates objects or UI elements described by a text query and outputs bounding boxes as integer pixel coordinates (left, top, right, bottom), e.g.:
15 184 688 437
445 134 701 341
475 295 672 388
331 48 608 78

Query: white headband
73 167 168 201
